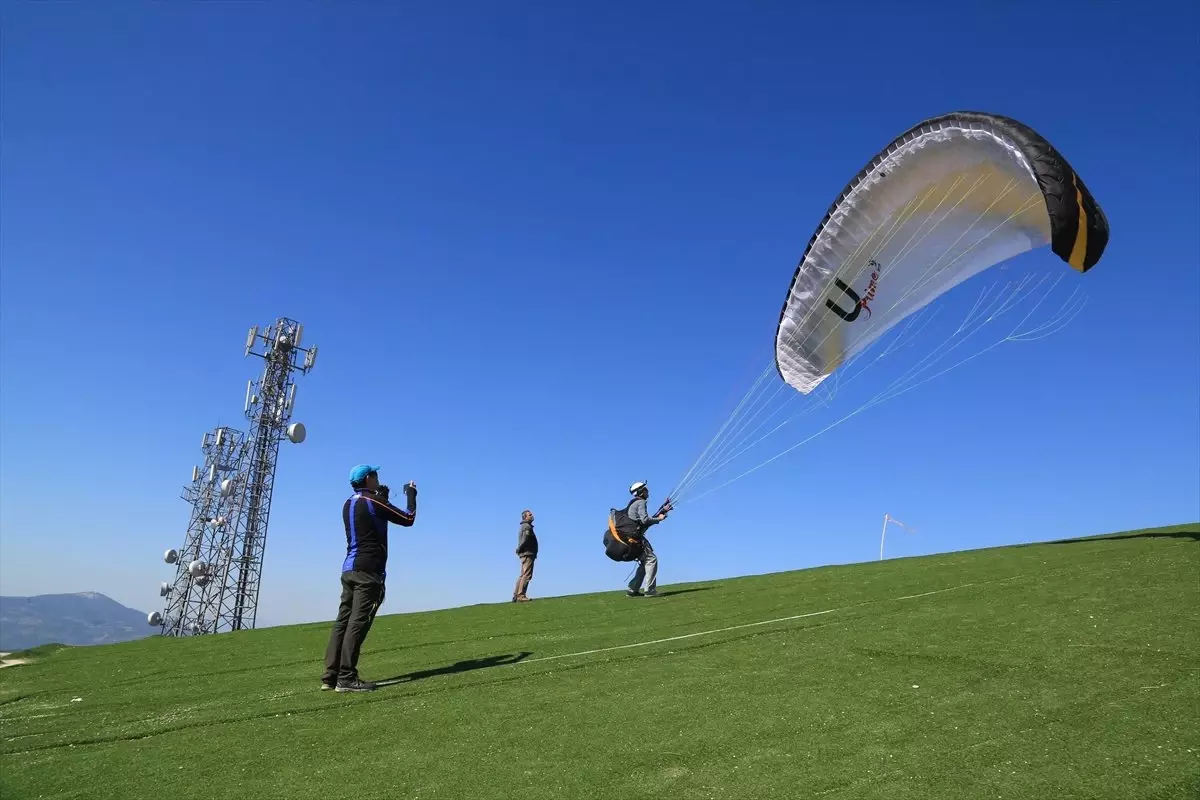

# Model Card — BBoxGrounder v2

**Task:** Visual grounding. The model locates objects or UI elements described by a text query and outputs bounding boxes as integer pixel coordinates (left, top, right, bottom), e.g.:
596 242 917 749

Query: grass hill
1 524 1196 800
0 592 150 652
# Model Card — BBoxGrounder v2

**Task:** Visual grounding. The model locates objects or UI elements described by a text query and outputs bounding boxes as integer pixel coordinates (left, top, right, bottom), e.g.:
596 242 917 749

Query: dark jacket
341 487 416 578
516 519 538 558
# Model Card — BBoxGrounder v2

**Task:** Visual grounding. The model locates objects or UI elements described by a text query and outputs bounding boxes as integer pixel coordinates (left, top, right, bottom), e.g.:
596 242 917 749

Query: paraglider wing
775 111 1109 394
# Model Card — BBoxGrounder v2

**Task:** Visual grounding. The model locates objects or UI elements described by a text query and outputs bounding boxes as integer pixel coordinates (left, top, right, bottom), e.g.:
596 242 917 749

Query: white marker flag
879 514 918 560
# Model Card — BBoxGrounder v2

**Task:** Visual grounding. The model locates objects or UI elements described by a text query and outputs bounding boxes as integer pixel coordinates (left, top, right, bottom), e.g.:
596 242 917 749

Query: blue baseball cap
349 464 381 484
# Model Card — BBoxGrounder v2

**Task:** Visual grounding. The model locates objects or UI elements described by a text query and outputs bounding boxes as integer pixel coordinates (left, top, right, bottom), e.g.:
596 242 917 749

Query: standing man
322 464 417 693
626 480 670 598
512 509 538 602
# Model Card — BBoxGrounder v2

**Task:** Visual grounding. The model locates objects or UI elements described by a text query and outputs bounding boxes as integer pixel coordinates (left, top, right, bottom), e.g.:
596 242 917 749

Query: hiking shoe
644 590 659 597
626 589 643 597
335 678 377 693
320 681 335 691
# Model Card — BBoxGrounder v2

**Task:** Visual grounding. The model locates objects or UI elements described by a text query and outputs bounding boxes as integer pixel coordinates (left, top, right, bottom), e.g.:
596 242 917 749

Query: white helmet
629 481 648 495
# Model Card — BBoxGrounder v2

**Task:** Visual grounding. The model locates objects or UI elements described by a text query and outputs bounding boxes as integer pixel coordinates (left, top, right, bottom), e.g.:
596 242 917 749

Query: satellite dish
195 574 210 587
287 422 306 444
148 611 163 626
190 623 201 634
159 582 171 597
164 549 179 564
188 559 206 577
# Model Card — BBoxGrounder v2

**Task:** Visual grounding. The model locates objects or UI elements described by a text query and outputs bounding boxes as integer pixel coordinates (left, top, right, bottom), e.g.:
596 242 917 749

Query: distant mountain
0 592 151 652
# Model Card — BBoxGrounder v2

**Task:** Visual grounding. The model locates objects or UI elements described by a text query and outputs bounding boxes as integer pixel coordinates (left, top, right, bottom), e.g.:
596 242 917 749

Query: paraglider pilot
322 464 417 693
626 481 670 597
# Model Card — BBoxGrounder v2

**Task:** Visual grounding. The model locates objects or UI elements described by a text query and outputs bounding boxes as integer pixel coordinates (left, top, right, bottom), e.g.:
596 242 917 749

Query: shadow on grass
650 587 716 598
376 651 533 687
1045 528 1200 545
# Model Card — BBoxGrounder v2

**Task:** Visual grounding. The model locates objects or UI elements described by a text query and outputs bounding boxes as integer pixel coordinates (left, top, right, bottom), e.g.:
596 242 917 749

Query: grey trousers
628 538 658 593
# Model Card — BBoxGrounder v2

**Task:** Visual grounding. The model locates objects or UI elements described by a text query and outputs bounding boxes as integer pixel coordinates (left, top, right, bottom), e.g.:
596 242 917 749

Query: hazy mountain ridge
0 592 150 652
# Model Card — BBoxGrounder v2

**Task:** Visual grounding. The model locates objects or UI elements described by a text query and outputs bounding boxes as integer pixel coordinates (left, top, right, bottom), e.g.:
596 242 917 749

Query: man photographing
322 464 417 693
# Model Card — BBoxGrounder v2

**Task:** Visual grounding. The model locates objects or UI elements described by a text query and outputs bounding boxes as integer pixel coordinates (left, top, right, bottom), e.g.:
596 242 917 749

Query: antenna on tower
286 422 306 443
153 318 317 637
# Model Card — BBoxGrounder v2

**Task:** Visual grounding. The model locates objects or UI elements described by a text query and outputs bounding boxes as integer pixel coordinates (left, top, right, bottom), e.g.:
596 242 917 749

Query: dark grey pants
323 570 386 684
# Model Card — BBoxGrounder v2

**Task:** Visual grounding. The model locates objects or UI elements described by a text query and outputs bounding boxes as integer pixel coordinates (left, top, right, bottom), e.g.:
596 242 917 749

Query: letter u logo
825 278 862 322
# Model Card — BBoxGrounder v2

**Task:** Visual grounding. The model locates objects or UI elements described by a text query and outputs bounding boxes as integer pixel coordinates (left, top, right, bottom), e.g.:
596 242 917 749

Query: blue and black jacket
341 488 416 577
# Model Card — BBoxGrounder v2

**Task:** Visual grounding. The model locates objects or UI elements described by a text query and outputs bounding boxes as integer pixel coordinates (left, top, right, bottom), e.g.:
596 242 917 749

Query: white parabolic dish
287 422 306 444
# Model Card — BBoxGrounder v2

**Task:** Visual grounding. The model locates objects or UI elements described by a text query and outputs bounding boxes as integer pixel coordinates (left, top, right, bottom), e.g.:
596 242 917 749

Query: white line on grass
893 584 975 601
517 577 1021 667
520 608 837 665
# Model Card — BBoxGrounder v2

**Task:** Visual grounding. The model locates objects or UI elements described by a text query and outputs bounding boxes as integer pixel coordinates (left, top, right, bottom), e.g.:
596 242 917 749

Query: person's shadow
376 651 533 688
650 587 714 598
1045 528 1199 545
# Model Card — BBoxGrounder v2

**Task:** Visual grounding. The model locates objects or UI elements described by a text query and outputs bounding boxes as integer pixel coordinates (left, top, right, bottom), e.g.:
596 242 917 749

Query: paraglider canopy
775 111 1109 395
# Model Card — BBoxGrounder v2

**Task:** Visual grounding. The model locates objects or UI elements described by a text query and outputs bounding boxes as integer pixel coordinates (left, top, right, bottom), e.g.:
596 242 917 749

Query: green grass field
1 524 1197 799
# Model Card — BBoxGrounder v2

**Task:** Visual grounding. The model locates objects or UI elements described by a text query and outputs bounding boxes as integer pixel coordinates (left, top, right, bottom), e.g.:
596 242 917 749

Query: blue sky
2 2 1197 628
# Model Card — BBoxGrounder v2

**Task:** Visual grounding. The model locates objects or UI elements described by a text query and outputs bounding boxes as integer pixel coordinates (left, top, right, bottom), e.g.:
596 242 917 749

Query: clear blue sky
2 2 1197 627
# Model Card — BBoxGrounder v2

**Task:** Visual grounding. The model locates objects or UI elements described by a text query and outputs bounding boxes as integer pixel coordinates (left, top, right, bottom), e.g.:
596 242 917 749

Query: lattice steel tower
150 318 317 636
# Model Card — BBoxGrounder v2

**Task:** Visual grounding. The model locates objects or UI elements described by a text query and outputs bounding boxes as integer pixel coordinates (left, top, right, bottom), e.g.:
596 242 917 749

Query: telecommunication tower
150 318 317 636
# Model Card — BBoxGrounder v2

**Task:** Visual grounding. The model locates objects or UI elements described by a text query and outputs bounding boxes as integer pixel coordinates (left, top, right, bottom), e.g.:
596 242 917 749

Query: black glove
404 481 418 499
377 484 391 502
